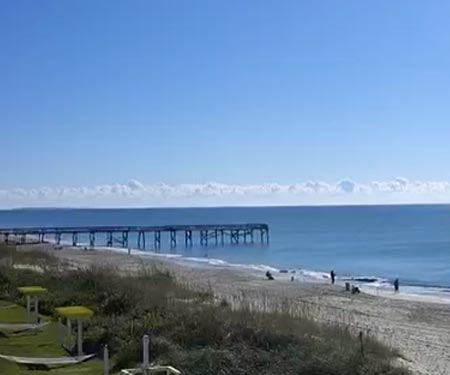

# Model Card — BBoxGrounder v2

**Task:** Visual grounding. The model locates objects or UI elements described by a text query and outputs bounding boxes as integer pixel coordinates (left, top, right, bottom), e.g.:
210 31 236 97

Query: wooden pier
0 224 269 249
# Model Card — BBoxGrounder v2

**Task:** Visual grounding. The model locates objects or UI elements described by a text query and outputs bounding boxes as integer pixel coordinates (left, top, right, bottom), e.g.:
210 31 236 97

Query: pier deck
0 224 269 249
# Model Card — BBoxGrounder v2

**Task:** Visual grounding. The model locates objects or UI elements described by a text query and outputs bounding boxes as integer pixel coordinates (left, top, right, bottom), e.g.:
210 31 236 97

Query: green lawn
0 304 29 323
0 300 14 307
0 301 104 375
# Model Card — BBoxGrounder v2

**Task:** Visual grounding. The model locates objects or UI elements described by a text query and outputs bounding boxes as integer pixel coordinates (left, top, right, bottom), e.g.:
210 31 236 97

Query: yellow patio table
17 286 47 323
55 306 94 356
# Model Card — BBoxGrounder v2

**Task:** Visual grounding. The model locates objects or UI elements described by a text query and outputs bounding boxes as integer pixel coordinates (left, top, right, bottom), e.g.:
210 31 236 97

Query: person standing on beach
330 270 336 285
394 278 399 293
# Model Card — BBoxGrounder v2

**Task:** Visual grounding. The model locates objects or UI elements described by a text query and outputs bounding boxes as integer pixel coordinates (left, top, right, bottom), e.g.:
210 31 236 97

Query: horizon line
3 201 450 211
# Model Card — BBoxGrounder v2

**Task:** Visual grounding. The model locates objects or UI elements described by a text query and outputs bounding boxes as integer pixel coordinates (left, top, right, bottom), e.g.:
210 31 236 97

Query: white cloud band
1 178 450 208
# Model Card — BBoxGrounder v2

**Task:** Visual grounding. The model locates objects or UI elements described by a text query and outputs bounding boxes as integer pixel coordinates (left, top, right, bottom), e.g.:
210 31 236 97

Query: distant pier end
0 224 269 249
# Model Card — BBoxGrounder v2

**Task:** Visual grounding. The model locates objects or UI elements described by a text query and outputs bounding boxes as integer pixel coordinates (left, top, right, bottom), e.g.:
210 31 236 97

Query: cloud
336 179 356 194
2 178 450 208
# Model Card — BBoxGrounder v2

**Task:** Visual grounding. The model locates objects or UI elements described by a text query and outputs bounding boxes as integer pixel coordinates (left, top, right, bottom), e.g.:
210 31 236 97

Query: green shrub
0 244 410 375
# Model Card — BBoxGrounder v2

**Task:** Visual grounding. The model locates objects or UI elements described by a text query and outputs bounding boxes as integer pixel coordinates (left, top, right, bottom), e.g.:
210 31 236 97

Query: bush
0 244 410 375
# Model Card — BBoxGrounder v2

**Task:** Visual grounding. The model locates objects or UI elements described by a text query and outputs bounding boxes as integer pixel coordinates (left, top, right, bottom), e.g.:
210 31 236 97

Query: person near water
394 278 399 293
266 271 274 280
330 270 336 284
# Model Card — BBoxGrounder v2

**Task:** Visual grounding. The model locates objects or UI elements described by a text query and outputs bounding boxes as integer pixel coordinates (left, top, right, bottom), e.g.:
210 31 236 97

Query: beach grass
0 244 410 375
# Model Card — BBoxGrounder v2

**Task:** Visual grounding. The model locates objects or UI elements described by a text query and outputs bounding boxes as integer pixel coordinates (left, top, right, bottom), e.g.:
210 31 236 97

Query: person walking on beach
330 270 336 285
394 278 399 293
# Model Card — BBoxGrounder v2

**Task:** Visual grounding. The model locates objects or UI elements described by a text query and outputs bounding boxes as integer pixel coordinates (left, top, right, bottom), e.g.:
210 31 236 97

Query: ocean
1 205 450 296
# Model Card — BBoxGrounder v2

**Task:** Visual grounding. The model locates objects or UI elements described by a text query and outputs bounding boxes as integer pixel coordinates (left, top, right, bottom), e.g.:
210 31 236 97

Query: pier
0 224 269 249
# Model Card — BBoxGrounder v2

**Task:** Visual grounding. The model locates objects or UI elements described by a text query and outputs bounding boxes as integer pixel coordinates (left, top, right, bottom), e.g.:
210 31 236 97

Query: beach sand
9 243 450 375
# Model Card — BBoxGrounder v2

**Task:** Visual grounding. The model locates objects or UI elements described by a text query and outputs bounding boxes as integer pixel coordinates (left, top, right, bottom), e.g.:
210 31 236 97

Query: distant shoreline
3 202 450 211
7 233 450 305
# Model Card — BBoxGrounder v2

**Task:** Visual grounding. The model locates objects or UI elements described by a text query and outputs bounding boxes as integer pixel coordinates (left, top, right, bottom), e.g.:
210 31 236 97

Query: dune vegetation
0 244 409 375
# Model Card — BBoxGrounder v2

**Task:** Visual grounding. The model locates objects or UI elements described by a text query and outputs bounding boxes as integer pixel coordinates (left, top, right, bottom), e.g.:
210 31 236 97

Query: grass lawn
0 304 29 323
0 301 104 375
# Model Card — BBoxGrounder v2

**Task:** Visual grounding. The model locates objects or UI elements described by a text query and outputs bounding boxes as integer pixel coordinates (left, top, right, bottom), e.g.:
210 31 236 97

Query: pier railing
0 224 269 249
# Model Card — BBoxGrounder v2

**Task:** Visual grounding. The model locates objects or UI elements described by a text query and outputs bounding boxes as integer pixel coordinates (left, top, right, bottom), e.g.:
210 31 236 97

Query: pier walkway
0 224 269 249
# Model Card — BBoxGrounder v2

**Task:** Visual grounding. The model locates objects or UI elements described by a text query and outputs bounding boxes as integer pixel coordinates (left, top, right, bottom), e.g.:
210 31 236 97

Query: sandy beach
8 242 450 375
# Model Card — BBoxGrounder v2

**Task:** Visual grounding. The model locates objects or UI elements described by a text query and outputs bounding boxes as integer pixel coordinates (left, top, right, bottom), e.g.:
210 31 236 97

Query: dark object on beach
266 271 274 280
345 282 351 291
279 269 288 273
330 270 336 284
353 277 378 283
291 276 294 282
394 278 399 293
351 286 360 294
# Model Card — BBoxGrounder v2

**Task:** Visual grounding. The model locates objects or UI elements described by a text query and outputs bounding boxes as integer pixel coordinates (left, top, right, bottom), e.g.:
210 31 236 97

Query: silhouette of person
394 278 399 293
330 270 336 285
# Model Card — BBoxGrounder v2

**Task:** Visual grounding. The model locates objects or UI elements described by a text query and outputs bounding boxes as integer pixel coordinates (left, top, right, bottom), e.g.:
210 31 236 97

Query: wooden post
89 232 95 247
359 331 364 358
107 232 113 247
122 231 128 248
170 230 176 248
67 318 72 348
185 230 192 247
103 345 109 375
137 232 147 249
34 296 39 323
200 230 208 246
77 319 83 356
142 335 150 373
57 318 63 345
154 231 161 248
26 295 31 323
231 230 238 244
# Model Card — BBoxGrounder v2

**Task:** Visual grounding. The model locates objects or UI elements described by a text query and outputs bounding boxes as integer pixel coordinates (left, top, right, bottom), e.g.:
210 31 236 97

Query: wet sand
10 243 450 375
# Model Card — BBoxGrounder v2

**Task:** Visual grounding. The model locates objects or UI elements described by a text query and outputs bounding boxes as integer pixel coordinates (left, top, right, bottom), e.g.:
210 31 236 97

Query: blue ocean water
1 205 450 290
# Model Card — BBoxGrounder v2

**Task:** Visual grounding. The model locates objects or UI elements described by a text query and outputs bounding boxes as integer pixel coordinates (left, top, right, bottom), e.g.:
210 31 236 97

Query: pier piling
89 232 95 247
3 224 269 249
170 230 177 248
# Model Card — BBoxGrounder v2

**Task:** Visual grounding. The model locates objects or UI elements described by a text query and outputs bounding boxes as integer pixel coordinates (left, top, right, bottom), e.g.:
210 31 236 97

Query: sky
2 1 450 207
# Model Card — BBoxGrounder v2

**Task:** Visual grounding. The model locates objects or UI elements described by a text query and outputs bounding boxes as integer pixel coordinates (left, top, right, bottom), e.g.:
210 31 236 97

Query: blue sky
2 1 450 206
